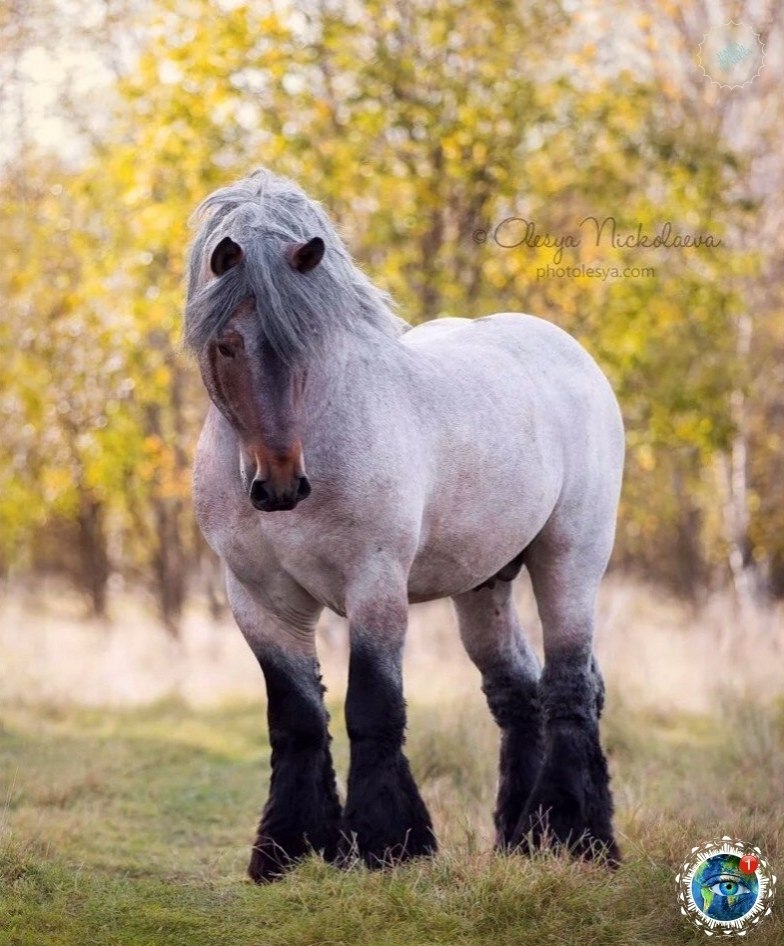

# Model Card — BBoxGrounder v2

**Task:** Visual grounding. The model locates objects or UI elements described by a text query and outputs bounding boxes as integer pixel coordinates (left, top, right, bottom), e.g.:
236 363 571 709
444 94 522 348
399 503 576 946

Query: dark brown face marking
198 303 311 511
249 440 304 488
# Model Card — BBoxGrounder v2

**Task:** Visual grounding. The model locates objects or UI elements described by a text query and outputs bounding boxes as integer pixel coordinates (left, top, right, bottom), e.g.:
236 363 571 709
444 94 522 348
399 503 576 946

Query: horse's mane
184 169 399 362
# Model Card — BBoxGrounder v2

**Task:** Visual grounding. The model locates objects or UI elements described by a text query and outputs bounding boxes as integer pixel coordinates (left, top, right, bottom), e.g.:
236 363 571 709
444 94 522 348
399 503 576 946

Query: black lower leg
342 636 436 867
513 653 619 863
249 652 342 883
482 669 543 849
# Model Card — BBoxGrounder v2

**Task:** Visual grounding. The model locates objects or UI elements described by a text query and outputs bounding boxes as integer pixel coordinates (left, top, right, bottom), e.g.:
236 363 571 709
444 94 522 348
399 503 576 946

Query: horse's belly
406 510 546 601
405 413 561 601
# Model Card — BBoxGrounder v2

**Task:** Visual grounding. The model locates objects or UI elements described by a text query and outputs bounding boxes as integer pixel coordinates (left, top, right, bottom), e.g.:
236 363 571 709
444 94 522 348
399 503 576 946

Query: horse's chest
195 488 259 575
194 471 339 609
193 447 266 576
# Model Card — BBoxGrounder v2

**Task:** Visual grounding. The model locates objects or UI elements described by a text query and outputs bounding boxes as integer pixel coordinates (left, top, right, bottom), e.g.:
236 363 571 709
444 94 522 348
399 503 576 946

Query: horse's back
405 312 599 373
404 312 622 437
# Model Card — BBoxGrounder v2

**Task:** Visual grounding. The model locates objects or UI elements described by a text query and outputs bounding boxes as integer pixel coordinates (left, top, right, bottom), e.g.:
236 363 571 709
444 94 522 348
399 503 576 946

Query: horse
185 169 625 882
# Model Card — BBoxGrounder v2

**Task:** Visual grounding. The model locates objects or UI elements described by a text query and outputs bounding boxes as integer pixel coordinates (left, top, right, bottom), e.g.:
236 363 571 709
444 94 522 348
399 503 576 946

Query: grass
2 694 783 946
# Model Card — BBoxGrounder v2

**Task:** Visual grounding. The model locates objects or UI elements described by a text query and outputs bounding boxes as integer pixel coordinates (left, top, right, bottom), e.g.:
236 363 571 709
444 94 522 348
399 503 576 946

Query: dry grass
1 695 782 946
2 574 782 712
1 576 782 945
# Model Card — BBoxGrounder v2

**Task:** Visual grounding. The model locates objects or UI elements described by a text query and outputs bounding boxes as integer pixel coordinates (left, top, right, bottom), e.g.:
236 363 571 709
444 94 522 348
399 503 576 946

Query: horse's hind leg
342 581 436 867
513 527 619 863
226 571 342 883
452 581 543 849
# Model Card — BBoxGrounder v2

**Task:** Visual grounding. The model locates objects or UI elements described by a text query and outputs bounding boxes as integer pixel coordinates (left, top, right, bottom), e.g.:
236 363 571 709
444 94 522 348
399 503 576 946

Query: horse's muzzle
249 475 311 512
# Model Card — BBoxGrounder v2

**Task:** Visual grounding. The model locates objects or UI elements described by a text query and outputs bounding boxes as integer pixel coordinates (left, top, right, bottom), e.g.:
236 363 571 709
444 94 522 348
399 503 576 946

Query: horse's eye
216 331 244 358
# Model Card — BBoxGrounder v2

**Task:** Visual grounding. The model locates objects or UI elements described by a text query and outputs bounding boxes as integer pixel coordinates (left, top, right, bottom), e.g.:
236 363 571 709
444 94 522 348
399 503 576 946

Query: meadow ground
1 579 783 946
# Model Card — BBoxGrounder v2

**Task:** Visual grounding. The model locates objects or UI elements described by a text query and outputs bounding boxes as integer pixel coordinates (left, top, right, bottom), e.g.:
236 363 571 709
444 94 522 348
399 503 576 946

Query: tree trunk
77 493 110 618
720 312 765 607
145 350 192 636
671 461 706 603
152 497 186 636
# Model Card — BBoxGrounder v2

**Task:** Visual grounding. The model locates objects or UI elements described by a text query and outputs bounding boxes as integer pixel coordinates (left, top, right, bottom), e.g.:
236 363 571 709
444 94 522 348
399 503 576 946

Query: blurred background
2 6 784 940
0 0 782 704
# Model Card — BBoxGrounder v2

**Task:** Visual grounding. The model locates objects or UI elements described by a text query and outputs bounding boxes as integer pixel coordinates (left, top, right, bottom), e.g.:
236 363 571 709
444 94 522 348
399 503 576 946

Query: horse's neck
302 322 406 422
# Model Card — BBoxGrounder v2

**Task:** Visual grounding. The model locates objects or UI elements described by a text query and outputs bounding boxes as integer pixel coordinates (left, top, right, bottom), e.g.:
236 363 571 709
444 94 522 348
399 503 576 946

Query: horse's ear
285 237 325 274
210 236 244 276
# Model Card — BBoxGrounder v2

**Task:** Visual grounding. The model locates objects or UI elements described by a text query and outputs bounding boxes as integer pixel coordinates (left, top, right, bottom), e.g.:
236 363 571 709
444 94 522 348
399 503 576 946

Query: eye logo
692 855 757 920
677 838 776 936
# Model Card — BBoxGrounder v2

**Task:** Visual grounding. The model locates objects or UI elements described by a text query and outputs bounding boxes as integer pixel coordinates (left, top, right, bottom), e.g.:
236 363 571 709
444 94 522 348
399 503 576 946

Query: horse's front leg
342 590 436 867
227 572 342 883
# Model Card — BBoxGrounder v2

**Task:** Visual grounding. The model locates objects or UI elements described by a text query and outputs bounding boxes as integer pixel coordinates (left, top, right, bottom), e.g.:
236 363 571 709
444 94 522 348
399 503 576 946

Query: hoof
247 837 299 883
338 826 437 870
247 824 340 883
513 805 621 866
511 721 619 866
342 754 437 868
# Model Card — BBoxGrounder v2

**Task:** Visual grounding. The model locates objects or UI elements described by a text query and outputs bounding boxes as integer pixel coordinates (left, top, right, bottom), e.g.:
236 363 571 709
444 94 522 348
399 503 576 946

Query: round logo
697 21 766 89
677 837 776 936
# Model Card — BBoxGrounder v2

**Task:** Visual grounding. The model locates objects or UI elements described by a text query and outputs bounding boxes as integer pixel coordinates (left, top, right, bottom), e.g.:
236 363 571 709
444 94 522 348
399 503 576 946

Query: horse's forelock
184 169 397 363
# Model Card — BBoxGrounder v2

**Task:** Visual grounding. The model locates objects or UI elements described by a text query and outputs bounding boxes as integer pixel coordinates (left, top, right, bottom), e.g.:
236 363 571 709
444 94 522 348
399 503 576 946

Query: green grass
1 696 782 946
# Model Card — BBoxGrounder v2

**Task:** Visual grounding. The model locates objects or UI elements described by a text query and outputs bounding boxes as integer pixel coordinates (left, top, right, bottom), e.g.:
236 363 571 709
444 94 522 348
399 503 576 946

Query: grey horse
186 169 624 882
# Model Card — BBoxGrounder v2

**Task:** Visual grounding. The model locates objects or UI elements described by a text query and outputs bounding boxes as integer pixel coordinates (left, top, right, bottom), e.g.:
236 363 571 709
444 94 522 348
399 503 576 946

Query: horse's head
194 234 325 512
187 170 399 511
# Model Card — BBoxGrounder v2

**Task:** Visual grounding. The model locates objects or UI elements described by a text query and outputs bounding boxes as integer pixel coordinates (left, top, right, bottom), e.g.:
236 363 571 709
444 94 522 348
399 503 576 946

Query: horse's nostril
249 479 270 506
296 475 312 501
250 476 309 510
